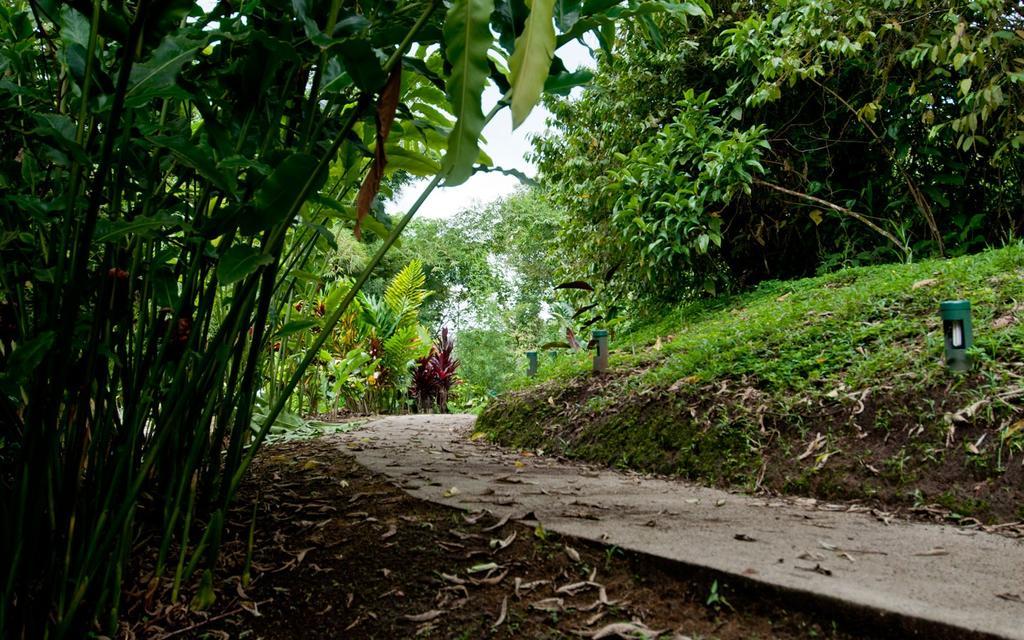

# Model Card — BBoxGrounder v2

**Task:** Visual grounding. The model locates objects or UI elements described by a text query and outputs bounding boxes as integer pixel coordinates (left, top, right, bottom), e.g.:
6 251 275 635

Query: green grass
479 244 1024 522
518 244 1024 393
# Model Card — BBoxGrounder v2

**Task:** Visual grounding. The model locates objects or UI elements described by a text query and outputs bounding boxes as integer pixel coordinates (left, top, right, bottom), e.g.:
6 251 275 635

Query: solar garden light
526 351 539 377
592 329 609 373
940 300 973 372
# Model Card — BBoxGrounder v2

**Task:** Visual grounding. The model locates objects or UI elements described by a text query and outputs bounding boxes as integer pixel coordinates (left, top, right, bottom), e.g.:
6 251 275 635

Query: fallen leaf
468 562 499 574
914 547 950 557
996 592 1024 604
490 531 517 551
992 314 1017 329
401 609 443 623
515 578 549 597
240 600 262 617
565 546 581 563
443 487 460 498
471 569 509 586
483 513 511 532
492 596 508 628
592 621 666 639
796 564 833 576
529 597 564 612
734 534 757 542
798 433 826 461
380 525 398 541
912 278 938 290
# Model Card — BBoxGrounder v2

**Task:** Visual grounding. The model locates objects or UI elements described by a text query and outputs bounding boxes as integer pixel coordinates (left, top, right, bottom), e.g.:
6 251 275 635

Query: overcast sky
392 40 595 219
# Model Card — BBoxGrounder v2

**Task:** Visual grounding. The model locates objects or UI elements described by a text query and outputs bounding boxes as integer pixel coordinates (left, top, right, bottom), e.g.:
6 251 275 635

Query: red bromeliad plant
410 328 460 413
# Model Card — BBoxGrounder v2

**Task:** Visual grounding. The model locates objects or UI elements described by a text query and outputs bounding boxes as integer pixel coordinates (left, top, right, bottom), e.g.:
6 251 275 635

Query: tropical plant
0 0 706 634
410 327 461 412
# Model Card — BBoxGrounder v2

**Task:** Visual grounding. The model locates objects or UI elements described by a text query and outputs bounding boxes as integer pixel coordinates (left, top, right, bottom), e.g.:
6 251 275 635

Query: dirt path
335 414 1024 640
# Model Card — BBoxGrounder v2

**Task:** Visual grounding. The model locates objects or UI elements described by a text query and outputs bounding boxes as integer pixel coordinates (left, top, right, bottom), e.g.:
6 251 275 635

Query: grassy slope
478 245 1024 522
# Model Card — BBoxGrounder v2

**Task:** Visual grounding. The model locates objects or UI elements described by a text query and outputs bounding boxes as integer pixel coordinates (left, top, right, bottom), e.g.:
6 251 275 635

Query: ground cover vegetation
0 0 716 635
479 245 1024 523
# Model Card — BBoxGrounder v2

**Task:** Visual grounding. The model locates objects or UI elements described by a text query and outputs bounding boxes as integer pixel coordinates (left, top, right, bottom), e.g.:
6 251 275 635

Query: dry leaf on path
914 547 950 557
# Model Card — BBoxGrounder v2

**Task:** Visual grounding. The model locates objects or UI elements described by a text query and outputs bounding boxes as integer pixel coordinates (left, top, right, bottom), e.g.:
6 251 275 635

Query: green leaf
217 245 273 285
2 331 55 385
252 153 320 231
274 319 319 339
554 0 582 31
440 0 495 186
331 39 387 92
126 34 204 105
95 214 183 243
386 145 442 176
543 68 593 95
508 0 557 129
147 135 236 196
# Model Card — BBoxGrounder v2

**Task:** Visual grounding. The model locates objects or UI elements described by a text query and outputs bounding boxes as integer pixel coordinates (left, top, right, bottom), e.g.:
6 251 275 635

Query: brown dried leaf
401 609 444 623
354 67 402 239
529 597 564 612
565 545 581 563
492 596 508 629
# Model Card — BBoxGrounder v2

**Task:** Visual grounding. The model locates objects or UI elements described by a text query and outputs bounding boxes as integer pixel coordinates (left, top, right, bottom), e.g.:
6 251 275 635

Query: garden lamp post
940 300 973 372
592 329 609 373
526 351 539 377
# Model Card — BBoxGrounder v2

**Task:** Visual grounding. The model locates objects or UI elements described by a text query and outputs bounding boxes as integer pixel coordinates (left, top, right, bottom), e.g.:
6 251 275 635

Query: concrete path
334 414 1024 639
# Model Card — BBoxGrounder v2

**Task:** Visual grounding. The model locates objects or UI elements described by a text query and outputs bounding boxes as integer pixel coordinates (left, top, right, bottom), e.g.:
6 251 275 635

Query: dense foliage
0 0 709 634
536 0 1024 306
402 189 567 399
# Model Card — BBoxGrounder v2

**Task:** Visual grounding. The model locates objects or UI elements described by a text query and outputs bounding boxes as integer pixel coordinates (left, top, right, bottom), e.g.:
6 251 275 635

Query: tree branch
754 179 910 257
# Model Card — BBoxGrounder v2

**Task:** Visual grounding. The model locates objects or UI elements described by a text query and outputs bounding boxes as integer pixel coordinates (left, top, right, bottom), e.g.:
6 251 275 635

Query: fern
381 324 428 378
383 260 430 327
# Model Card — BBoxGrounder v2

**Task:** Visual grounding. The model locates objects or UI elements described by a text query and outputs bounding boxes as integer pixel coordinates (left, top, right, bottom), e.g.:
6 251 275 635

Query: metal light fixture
592 329 609 373
526 351 538 377
940 300 973 372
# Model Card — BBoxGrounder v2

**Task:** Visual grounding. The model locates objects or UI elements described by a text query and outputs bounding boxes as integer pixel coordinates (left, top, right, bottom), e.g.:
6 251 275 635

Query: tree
536 0 1024 307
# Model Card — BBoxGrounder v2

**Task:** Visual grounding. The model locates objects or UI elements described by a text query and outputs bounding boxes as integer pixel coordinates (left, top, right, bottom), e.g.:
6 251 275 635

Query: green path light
940 300 973 372
592 329 609 373
526 351 539 377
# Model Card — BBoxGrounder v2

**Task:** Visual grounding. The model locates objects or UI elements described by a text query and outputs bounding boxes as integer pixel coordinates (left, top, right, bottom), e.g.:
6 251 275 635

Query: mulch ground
123 437 877 639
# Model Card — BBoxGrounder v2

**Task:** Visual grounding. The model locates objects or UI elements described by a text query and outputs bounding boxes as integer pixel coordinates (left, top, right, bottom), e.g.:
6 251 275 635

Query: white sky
393 40 596 219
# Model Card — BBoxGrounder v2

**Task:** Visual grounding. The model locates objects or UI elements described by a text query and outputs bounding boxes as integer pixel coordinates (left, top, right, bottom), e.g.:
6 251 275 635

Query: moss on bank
478 245 1024 523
